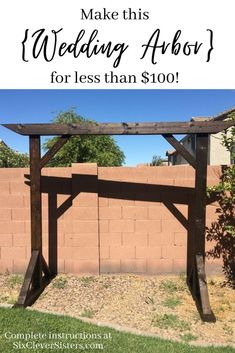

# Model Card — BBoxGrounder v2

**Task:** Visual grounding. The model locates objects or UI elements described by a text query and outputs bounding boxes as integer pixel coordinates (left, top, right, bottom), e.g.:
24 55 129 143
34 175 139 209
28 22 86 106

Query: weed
179 272 186 282
180 333 198 342
80 276 95 287
159 280 185 294
163 297 182 309
7 295 17 305
223 324 233 336
80 309 96 319
0 295 9 303
5 275 23 288
152 314 190 331
52 276 68 289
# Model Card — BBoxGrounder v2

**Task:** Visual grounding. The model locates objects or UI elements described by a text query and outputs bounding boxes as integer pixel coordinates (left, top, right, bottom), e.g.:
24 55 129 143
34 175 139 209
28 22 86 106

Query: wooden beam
29 136 42 289
2 120 235 136
40 135 70 169
163 134 196 168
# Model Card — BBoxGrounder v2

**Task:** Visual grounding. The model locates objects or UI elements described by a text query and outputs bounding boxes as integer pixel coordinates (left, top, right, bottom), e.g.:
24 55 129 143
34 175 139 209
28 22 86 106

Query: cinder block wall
0 164 222 275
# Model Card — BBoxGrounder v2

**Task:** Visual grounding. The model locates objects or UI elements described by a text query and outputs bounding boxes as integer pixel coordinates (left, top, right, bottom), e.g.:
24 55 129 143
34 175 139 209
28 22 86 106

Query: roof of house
166 107 235 157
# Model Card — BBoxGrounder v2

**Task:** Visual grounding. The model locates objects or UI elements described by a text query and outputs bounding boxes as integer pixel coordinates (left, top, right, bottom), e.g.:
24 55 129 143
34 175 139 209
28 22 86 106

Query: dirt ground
0 273 234 346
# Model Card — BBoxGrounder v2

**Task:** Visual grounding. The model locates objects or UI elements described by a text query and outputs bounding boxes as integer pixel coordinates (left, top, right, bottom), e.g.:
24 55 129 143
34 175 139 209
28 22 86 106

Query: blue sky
0 90 234 166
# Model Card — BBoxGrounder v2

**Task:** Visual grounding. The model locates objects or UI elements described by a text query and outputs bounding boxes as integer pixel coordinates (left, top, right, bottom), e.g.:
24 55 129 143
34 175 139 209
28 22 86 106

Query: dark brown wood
193 133 214 320
30 136 42 289
163 134 196 168
187 201 195 287
40 135 70 169
24 276 52 307
42 255 51 278
3 120 235 136
14 250 39 307
196 254 214 317
48 192 58 275
194 134 208 256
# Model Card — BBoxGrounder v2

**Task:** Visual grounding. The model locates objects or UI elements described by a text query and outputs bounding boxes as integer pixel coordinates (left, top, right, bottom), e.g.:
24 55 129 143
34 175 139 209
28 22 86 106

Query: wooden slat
30 136 42 289
40 135 70 169
163 134 196 168
2 120 235 136
15 250 39 307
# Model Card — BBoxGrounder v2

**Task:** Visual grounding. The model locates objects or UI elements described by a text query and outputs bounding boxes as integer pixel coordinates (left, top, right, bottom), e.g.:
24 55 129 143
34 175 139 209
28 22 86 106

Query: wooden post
48 192 58 275
29 135 42 289
193 133 215 321
194 133 208 257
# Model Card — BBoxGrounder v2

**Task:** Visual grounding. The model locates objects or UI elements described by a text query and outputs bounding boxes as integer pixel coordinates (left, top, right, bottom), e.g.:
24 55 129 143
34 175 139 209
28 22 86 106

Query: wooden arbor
3 117 235 322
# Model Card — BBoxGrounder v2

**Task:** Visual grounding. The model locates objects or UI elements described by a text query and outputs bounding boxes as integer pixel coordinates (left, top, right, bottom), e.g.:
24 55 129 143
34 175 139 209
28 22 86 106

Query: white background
0 0 234 88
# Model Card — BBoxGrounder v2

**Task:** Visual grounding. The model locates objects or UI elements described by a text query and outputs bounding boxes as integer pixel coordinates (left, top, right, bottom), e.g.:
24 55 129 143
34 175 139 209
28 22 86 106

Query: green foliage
163 297 182 309
5 275 23 288
43 110 125 167
79 276 96 287
159 279 185 294
52 276 68 289
150 154 165 166
206 113 235 287
0 141 29 168
152 313 190 331
80 308 96 318
180 333 198 342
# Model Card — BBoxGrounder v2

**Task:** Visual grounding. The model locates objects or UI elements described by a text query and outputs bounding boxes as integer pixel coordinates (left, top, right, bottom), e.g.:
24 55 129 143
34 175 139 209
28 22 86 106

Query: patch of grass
159 279 185 294
0 308 234 353
179 272 186 282
163 297 182 309
6 295 17 305
5 274 23 288
52 276 68 289
223 324 233 336
80 308 96 319
80 276 96 287
180 333 198 342
152 314 190 332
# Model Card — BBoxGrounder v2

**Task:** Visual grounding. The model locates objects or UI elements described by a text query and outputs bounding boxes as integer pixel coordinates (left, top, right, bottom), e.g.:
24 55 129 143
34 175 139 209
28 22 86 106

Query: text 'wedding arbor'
3 109 235 322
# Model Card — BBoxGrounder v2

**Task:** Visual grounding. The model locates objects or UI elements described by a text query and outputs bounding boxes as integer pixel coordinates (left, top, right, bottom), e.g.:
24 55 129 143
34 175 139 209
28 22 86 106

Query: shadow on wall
206 166 235 288
25 173 193 275
25 172 234 288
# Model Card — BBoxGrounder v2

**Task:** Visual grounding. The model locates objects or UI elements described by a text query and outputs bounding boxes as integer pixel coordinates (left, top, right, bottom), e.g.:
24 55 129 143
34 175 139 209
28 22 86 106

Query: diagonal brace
14 250 39 307
40 135 70 169
163 134 196 169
